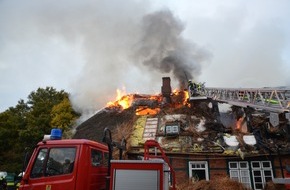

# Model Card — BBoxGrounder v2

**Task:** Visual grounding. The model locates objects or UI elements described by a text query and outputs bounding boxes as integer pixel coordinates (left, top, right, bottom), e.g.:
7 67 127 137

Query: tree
0 100 29 172
20 87 69 147
0 87 80 172
50 97 80 138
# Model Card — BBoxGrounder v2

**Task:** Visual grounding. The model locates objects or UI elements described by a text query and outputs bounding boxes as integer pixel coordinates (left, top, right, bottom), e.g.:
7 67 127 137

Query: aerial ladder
188 85 290 127
189 84 290 187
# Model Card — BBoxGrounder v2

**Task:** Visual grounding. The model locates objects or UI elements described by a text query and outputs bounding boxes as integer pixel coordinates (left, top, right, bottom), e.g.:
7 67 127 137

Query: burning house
74 77 290 190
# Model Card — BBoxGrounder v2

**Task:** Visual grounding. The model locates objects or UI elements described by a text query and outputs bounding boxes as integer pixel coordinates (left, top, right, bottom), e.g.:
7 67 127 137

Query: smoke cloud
0 0 209 115
33 2 208 115
133 10 211 89
1 0 289 115
67 8 209 115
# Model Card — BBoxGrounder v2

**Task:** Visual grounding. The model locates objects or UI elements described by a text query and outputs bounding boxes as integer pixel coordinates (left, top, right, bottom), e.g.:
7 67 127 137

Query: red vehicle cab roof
37 139 108 151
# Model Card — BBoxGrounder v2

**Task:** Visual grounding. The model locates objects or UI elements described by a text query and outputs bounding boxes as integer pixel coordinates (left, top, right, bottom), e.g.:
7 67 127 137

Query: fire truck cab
19 128 175 190
19 139 109 190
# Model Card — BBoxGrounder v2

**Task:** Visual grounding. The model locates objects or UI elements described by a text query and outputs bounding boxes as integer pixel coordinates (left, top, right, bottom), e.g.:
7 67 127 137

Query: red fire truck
18 128 176 190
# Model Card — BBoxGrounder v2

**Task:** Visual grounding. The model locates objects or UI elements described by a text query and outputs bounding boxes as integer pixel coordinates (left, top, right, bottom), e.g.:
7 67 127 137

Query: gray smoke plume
2 1 289 116
134 10 211 89
0 0 211 117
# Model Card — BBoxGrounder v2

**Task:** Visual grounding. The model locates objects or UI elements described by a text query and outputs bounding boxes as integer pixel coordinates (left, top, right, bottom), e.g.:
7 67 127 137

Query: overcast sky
1 0 290 113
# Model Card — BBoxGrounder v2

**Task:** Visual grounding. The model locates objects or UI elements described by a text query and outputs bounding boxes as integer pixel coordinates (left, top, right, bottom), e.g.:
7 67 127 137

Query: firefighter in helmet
188 80 197 96
188 80 194 90
197 82 202 91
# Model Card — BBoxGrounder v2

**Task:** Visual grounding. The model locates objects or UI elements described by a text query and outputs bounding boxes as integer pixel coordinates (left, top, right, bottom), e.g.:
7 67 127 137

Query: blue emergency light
50 128 62 140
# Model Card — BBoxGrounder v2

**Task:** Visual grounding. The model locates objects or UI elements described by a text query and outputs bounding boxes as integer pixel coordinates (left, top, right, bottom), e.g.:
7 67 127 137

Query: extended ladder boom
195 87 290 113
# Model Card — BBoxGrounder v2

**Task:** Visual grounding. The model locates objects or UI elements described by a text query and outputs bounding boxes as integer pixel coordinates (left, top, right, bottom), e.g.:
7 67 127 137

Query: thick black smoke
134 10 211 89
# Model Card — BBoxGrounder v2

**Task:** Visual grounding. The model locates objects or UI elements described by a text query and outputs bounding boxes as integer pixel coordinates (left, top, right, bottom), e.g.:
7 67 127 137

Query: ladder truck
18 128 176 190
189 85 290 127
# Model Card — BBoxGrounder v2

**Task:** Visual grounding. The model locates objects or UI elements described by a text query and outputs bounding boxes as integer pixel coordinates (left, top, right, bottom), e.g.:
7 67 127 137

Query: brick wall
170 155 229 182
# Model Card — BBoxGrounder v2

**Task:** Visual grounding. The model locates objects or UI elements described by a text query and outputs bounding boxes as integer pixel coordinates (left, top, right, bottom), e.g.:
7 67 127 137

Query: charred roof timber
131 98 158 109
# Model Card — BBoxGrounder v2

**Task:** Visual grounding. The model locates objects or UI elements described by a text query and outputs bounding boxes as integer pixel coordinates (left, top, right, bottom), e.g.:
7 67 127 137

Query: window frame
91 148 109 167
91 149 103 167
30 148 48 178
188 161 209 181
251 161 273 190
228 160 273 190
30 146 76 178
228 161 251 189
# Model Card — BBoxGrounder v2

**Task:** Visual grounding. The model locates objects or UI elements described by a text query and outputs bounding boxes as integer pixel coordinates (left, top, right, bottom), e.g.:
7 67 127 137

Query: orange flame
172 89 189 107
183 90 189 104
172 89 179 95
236 117 243 130
136 107 160 115
107 88 133 109
107 88 189 112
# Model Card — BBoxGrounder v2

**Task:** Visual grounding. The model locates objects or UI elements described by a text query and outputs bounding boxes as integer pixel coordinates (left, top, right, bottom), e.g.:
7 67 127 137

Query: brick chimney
161 77 172 103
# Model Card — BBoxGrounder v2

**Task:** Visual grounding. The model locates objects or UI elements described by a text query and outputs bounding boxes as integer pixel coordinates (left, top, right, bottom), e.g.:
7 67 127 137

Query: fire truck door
21 147 77 190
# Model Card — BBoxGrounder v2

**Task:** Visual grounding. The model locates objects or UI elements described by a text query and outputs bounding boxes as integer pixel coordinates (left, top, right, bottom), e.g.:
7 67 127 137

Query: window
228 161 273 190
165 123 180 136
31 148 48 178
251 161 273 190
229 161 251 189
30 147 76 178
91 149 103 167
189 161 209 182
166 125 179 134
46 148 76 176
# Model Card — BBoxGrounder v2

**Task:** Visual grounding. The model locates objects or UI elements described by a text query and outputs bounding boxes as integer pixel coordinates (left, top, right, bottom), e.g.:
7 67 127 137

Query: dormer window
165 123 180 136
